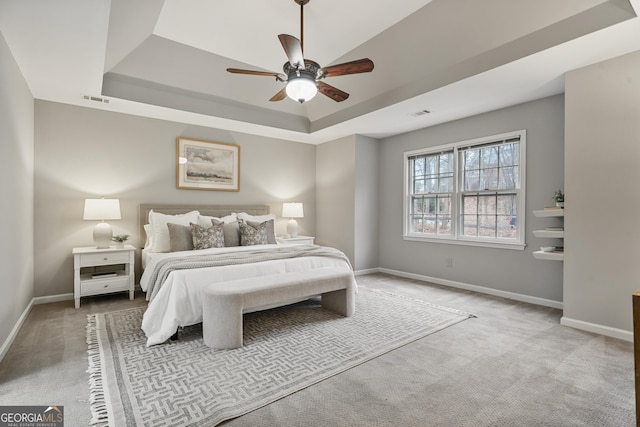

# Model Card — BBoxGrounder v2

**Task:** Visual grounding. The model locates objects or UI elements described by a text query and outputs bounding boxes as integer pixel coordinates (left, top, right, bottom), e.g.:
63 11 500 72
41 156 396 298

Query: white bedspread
140 244 355 346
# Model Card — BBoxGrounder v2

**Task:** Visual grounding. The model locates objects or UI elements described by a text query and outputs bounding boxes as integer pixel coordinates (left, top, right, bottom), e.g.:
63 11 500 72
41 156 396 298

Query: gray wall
0 31 34 352
564 50 640 333
316 136 356 263
316 135 380 271
378 95 565 303
354 135 379 271
33 101 316 297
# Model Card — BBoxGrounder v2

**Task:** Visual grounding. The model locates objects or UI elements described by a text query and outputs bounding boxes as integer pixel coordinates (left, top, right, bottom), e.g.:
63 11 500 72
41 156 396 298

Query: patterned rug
86 286 475 426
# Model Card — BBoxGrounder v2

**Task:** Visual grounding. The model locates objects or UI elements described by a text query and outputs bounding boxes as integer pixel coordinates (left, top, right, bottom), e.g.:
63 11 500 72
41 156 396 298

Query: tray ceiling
1 0 640 143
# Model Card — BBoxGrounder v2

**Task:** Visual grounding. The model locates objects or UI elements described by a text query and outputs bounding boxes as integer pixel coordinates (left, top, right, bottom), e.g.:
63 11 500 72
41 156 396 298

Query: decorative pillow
149 210 199 253
237 212 277 244
143 224 152 249
167 223 194 252
190 222 224 250
211 219 241 247
247 219 276 244
197 213 237 228
239 220 268 246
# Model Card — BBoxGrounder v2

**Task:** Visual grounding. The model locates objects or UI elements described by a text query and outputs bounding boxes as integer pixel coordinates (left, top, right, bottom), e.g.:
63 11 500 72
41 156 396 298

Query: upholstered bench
202 268 355 350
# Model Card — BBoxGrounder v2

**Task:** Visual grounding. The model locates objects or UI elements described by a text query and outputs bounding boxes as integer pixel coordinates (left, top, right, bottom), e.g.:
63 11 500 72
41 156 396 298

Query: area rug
86 286 475 427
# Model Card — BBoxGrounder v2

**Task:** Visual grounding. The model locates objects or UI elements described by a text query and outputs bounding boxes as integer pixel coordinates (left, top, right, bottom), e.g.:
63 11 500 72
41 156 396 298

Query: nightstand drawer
80 251 130 267
277 236 315 245
81 276 129 296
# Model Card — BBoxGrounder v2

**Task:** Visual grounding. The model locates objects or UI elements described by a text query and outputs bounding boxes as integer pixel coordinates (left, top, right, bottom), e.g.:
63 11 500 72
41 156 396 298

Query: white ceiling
1 0 640 144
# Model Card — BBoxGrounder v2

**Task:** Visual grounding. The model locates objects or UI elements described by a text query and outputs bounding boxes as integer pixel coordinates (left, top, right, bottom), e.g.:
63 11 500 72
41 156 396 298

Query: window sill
402 235 526 251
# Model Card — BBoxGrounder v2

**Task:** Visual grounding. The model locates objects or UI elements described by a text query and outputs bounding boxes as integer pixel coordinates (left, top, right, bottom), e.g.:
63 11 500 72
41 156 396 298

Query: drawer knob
103 257 108 261
104 284 109 288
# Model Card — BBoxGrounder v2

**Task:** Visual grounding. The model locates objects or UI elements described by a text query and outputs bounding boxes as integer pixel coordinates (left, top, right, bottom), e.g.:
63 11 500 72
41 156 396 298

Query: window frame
403 130 526 250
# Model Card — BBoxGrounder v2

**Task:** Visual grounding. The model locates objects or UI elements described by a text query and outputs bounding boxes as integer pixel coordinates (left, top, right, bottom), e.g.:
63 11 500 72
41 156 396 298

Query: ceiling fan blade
278 34 304 69
317 81 349 102
227 68 286 81
320 58 374 78
269 87 287 102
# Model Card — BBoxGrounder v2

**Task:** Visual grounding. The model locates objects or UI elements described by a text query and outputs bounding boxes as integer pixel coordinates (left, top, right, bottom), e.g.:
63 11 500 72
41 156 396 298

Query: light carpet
86 286 475 427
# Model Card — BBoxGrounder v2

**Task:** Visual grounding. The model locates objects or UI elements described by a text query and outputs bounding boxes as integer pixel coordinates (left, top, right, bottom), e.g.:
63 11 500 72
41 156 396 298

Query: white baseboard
373 268 634 342
560 316 632 342
0 299 34 363
33 292 74 305
376 268 563 310
354 268 379 276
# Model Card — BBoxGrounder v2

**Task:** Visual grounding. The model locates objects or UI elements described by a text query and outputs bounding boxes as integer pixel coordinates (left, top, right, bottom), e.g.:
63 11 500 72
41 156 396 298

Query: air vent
83 95 110 104
410 109 431 117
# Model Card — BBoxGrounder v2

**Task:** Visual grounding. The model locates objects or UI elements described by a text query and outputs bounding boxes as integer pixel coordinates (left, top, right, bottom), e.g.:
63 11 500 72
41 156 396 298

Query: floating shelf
533 250 564 261
533 209 564 218
533 208 564 262
532 230 564 238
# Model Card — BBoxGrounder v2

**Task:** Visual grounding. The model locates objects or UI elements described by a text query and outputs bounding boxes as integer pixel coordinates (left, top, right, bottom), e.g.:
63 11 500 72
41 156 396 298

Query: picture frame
176 137 240 191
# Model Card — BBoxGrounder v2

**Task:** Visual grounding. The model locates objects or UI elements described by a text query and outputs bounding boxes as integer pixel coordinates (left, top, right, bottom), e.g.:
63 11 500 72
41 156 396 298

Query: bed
138 204 356 346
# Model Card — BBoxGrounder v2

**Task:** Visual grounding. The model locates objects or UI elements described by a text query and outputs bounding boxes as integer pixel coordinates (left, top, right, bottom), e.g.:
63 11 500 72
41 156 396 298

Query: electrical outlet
446 258 453 268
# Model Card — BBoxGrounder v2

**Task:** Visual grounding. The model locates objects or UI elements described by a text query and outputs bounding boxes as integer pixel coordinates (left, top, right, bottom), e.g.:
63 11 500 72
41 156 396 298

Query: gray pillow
247 219 276 244
211 219 241 247
190 222 224 250
167 223 194 252
239 220 268 246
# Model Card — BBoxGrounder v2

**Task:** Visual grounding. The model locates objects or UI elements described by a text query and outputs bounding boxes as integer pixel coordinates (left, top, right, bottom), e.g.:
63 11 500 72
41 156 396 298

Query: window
408 150 454 237
404 130 526 249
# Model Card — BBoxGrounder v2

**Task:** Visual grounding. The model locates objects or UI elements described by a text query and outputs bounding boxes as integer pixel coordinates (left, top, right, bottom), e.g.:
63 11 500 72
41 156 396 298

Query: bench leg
203 297 244 350
321 288 354 317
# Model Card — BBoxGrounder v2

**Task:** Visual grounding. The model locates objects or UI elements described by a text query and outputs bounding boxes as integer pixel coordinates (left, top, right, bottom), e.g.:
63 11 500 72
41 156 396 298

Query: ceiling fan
226 0 374 104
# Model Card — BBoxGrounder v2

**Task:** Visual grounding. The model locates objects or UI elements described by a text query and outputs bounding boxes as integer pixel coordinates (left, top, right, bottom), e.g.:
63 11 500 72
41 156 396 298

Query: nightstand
277 236 315 245
73 245 135 308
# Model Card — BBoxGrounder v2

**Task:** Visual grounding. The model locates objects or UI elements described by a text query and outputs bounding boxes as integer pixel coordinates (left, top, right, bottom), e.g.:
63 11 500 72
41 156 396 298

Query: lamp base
93 222 113 249
287 219 299 238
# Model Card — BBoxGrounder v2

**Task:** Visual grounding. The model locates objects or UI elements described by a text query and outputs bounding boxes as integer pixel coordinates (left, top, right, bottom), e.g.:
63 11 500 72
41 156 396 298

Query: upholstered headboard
138 204 270 248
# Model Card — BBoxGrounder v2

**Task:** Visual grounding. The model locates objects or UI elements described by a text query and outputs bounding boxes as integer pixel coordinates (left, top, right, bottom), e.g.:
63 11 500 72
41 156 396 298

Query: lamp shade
83 198 121 221
282 202 304 218
286 75 317 103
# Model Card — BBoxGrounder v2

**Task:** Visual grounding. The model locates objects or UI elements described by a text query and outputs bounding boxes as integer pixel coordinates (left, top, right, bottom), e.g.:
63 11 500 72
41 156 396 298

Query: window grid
409 152 454 237
460 191 518 239
460 140 520 241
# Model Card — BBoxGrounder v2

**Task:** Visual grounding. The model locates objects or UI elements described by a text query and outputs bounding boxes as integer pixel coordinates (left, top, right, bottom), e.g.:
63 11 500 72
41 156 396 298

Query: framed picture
176 137 240 191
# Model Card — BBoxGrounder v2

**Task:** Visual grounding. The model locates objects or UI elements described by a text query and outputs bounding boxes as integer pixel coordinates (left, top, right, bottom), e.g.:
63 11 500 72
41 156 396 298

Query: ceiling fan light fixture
286 74 317 103
226 0 373 103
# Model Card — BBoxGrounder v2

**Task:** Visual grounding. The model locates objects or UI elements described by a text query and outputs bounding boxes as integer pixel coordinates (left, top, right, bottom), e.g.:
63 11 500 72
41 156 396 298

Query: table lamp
83 198 121 248
282 202 304 238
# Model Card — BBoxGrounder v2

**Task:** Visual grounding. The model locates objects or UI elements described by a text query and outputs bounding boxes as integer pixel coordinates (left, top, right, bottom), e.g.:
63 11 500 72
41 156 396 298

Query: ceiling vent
83 95 110 104
410 109 431 117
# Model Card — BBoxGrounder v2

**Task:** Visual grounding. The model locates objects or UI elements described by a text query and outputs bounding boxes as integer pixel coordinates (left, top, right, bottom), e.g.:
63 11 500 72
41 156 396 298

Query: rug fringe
86 314 109 427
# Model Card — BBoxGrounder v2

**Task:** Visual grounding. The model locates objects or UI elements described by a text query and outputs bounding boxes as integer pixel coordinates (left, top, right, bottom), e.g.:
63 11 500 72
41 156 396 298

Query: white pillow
143 224 152 249
236 212 276 223
197 213 237 227
149 210 200 253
